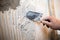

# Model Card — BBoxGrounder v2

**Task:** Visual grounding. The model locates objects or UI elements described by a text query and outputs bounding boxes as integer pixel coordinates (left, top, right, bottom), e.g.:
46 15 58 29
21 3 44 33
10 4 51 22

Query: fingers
42 20 52 27
41 16 52 21
40 16 54 28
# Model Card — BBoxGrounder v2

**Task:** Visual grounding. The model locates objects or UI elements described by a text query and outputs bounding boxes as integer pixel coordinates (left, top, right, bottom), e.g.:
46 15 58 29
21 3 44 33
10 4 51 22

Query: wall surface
0 0 58 40
54 0 60 35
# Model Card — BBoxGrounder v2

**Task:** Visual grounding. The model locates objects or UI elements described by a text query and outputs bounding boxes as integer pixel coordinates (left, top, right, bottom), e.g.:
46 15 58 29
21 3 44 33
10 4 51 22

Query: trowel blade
26 11 43 22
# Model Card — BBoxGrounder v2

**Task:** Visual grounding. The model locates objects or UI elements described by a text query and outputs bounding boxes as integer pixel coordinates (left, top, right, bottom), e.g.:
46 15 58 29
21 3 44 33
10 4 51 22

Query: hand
41 16 60 30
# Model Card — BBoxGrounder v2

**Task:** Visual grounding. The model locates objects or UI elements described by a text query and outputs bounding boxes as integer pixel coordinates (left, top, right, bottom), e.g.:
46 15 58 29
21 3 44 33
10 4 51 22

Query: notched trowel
26 11 43 22
26 11 50 27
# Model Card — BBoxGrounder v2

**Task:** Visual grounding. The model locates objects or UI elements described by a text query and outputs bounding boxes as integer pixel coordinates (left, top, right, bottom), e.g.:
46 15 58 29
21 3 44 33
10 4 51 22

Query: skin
41 16 60 30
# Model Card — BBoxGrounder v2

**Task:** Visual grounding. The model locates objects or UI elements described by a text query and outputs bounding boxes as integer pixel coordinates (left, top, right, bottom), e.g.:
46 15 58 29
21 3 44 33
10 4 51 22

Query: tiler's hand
41 16 60 30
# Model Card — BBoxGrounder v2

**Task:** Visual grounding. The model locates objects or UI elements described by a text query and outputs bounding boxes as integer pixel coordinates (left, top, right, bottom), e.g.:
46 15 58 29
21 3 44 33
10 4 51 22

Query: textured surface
0 0 20 12
0 0 58 40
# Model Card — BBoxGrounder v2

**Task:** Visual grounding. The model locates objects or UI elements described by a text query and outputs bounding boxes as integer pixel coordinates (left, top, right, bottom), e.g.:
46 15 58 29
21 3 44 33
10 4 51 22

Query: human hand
41 16 60 30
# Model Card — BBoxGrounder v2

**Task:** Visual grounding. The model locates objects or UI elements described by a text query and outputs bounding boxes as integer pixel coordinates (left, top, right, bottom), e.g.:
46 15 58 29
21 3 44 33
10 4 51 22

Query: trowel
26 11 50 27
26 11 43 22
